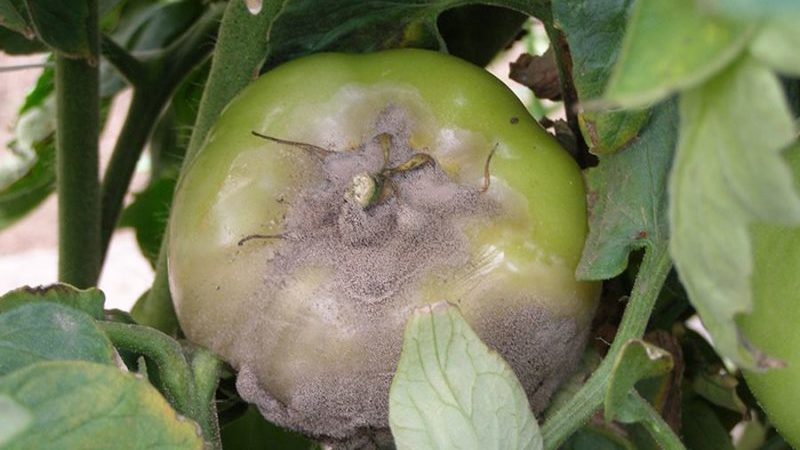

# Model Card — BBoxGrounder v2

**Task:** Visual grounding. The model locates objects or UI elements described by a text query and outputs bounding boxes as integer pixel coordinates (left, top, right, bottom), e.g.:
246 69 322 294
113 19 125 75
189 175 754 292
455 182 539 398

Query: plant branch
188 346 225 446
541 241 672 449
99 321 222 449
55 0 101 288
542 22 592 168
101 35 145 86
100 321 194 412
184 1 277 163
142 0 279 333
99 92 162 254
630 392 685 450
98 5 223 263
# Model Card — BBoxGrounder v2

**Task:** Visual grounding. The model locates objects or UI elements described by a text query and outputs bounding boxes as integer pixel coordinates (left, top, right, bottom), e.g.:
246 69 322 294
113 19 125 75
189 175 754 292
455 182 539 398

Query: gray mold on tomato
228 108 590 442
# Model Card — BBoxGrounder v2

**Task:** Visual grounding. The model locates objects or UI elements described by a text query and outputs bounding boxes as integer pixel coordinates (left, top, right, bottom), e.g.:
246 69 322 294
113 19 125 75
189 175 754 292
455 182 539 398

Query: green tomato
739 149 800 447
168 49 599 441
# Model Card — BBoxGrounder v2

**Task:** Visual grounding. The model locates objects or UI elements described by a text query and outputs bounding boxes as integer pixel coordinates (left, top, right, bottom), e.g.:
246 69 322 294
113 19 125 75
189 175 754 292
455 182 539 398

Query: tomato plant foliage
1 0 799 449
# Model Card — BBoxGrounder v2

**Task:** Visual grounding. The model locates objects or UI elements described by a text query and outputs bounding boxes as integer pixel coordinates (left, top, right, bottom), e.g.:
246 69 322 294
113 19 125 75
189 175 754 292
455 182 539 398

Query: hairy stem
98 5 222 265
99 92 161 253
189 347 225 446
100 35 144 86
55 0 101 288
184 0 278 163
542 241 672 449
631 393 686 450
99 321 222 449
144 0 279 333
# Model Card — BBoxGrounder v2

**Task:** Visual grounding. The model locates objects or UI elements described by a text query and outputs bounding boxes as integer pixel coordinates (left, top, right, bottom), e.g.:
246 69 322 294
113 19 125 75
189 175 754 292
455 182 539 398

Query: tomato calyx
241 115 500 250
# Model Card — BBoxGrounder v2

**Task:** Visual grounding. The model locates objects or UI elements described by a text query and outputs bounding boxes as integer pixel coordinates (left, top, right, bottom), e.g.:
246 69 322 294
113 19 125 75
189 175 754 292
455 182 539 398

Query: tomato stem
541 241 673 449
141 0 280 333
99 5 223 267
55 0 101 288
99 321 223 448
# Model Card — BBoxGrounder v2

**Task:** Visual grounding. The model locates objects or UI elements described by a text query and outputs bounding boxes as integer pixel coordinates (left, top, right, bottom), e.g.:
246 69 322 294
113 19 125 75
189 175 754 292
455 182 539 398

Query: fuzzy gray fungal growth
230 107 590 446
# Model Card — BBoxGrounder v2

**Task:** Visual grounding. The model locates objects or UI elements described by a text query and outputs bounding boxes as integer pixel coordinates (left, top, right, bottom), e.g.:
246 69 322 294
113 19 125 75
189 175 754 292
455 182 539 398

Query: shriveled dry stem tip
237 233 285 246
480 143 499 193
251 131 334 158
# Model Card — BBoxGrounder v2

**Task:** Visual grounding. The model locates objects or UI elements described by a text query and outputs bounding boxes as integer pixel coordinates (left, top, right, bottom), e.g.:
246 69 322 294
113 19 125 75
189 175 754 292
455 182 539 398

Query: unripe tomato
739 149 800 448
168 49 599 441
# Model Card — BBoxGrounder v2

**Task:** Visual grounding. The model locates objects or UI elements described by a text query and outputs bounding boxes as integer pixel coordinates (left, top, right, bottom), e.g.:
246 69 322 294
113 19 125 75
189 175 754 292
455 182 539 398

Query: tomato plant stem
184 0 278 163
54 2 101 288
97 5 222 264
543 22 592 168
143 0 279 332
541 241 672 449
99 321 222 448
630 392 685 450
100 36 145 86
99 92 162 254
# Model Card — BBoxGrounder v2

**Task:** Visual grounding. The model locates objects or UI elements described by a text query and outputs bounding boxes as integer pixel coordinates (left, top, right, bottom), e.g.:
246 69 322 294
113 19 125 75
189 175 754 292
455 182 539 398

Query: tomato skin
739 150 800 448
168 49 599 439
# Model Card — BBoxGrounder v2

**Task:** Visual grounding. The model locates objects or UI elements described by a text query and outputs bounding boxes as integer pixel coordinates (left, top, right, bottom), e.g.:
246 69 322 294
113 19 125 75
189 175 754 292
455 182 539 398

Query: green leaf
0 66 56 230
23 0 92 57
0 25 45 54
0 283 105 319
130 283 180 335
750 17 800 76
388 301 542 450
265 1 438 67
691 372 746 414
0 360 205 449
220 406 313 450
264 0 540 68
18 63 53 114
437 5 526 67
148 61 208 176
100 0 206 97
119 175 177 266
605 339 673 423
703 0 800 18
681 400 735 450
561 424 637 450
605 0 753 108
0 395 32 446
0 302 115 376
0 137 55 229
577 102 677 280
552 0 650 154
123 0 203 51
0 0 32 37
670 56 800 369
